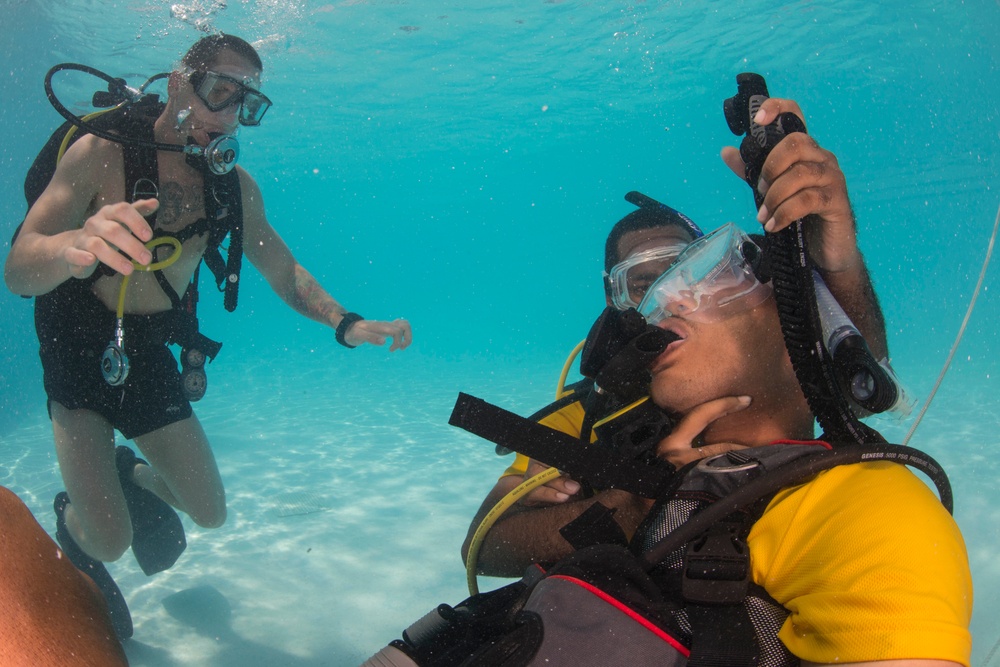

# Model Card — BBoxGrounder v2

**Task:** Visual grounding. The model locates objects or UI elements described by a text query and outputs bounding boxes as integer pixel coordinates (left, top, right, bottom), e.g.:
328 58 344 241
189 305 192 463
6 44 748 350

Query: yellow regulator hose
465 466 562 595
115 236 182 318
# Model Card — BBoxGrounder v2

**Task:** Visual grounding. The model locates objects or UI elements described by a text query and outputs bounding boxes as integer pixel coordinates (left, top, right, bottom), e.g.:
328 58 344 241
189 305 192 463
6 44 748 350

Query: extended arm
238 171 412 350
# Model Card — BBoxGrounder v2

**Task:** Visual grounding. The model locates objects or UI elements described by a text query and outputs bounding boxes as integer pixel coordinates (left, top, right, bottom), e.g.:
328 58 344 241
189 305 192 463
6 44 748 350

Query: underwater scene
1 0 998 665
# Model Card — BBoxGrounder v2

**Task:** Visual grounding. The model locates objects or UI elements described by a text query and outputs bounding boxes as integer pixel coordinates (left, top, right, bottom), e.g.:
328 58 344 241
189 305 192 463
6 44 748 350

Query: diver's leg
49 402 135 638
133 414 227 529
50 402 133 561
0 486 128 666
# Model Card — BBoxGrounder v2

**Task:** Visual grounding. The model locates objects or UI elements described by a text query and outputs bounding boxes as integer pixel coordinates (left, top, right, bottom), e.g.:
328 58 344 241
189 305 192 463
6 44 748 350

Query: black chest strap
119 133 243 316
206 169 243 313
681 512 763 667
117 116 242 357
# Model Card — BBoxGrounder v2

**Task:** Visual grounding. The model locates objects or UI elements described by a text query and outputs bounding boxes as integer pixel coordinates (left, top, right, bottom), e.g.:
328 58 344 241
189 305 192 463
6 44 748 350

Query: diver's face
647 293 798 416
608 226 696 307
179 49 261 143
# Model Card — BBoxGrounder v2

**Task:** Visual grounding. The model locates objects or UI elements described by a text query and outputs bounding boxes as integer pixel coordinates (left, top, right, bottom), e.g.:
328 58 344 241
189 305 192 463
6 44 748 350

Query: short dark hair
604 207 700 274
182 33 263 73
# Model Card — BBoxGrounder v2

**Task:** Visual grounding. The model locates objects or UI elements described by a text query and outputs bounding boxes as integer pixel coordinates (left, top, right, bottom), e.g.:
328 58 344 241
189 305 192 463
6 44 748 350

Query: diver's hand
66 200 158 278
721 98 862 275
343 318 413 351
656 396 751 468
518 458 582 507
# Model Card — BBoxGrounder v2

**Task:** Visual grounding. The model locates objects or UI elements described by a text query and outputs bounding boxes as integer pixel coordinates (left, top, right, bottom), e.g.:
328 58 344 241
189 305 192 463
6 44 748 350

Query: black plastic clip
681 520 750 605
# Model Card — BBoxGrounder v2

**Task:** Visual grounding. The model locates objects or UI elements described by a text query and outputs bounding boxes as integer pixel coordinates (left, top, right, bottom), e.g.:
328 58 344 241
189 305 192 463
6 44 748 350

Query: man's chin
647 391 688 417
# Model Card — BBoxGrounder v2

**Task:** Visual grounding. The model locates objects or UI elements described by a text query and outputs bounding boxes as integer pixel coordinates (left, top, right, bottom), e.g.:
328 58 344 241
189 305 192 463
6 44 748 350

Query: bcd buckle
681 520 750 605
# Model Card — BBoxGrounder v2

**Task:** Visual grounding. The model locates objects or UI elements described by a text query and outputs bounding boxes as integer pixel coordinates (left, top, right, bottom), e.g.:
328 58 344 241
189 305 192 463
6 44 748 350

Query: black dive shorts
36 289 193 440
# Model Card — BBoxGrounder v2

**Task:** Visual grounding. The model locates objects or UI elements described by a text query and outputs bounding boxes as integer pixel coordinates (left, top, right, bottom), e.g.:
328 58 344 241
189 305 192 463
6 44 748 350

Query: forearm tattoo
292 266 344 324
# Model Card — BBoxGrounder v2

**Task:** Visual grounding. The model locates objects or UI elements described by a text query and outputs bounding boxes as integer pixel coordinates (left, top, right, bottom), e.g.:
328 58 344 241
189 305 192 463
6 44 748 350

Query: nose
215 104 240 131
646 290 698 325
662 290 698 318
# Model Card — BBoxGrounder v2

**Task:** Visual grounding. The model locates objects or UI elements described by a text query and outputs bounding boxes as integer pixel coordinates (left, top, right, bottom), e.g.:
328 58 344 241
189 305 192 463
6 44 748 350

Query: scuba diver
365 84 971 666
4 33 413 640
463 96 889 550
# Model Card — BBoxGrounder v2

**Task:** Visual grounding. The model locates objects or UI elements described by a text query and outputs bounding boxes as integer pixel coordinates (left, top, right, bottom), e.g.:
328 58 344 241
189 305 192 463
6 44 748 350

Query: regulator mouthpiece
185 133 239 175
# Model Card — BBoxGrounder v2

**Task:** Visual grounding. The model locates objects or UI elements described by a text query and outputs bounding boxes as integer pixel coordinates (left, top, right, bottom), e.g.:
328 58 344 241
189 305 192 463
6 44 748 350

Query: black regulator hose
43 63 176 153
43 63 239 175
770 219 885 444
723 73 885 446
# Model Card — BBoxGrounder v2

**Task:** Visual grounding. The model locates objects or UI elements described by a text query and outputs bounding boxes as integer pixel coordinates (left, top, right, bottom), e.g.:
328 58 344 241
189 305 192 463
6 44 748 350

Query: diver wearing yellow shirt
459 92 971 665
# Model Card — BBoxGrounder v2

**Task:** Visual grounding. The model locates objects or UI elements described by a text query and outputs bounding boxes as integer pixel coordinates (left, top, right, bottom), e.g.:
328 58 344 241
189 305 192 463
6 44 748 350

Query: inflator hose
766 223 886 445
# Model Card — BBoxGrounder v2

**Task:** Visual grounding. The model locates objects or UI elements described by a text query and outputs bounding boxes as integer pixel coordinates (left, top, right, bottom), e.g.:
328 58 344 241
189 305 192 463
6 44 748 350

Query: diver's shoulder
757 458 963 558
234 164 257 186
59 133 124 172
809 459 949 512
234 164 262 198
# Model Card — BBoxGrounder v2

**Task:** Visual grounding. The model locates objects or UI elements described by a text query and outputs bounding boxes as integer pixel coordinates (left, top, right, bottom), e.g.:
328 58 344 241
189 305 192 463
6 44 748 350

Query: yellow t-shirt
751 460 972 666
497 397 973 664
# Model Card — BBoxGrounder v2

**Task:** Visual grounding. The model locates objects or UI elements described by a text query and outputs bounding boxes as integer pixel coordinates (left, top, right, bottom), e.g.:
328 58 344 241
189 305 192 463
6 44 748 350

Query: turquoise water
1 1 999 664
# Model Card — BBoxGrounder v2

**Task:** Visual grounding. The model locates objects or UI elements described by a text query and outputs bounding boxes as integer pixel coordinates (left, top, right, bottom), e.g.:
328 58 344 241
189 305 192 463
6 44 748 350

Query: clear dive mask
189 70 271 127
606 243 688 311
637 222 772 324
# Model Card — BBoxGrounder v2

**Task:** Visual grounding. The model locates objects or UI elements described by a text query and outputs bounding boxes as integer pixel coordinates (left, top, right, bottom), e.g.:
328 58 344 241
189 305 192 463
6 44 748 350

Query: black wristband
335 312 364 348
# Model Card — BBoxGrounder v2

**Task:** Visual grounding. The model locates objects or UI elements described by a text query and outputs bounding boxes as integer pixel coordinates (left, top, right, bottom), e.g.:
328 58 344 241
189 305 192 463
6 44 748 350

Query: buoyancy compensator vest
362 442 952 667
15 65 247 400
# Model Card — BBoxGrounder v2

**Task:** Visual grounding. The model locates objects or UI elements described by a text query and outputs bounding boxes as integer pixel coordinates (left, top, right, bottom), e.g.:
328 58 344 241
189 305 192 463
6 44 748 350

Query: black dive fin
54 492 134 639
116 446 187 576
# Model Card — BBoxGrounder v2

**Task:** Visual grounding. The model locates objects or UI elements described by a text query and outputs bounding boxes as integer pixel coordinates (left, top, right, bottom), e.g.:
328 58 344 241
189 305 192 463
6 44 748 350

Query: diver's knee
84 529 133 562
67 505 132 562
190 501 226 529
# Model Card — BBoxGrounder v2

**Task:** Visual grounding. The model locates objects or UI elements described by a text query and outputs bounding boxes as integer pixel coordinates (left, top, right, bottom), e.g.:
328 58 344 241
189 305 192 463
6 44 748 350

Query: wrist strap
335 312 364 348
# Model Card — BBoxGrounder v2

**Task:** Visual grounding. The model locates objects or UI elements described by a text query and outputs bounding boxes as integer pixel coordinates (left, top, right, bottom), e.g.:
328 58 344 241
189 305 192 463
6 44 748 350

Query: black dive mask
188 70 271 127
